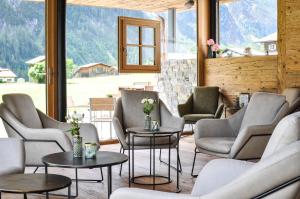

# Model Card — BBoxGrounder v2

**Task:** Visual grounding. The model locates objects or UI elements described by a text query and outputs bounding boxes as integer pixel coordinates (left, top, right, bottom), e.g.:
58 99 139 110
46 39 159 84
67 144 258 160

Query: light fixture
184 0 195 9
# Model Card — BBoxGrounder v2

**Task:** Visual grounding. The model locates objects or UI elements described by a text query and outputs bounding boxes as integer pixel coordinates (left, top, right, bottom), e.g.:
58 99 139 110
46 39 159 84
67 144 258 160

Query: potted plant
66 111 84 158
141 98 156 130
207 39 221 58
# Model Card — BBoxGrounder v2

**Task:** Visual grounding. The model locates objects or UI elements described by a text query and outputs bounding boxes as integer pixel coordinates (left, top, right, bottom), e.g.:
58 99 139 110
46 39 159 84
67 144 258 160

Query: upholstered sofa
111 111 300 199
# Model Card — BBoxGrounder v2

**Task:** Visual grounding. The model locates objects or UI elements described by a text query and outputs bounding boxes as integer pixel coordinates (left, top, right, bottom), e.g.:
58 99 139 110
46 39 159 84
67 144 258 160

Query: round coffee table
126 126 181 192
42 151 128 199
0 174 71 199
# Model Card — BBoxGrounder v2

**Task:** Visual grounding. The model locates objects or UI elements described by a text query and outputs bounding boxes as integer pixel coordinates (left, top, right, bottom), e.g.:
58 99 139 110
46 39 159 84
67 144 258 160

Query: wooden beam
46 0 58 119
196 0 210 86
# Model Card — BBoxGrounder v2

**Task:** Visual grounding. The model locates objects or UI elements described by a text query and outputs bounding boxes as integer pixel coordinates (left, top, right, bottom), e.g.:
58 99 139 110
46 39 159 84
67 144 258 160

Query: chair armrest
194 119 235 140
288 97 300 114
112 98 127 147
38 110 99 146
111 188 196 199
214 103 224 118
161 101 184 131
177 95 193 117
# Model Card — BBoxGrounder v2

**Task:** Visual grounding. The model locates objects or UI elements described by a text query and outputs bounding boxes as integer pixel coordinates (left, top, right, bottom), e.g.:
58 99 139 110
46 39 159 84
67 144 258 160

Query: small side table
0 174 72 199
126 127 181 192
224 106 241 118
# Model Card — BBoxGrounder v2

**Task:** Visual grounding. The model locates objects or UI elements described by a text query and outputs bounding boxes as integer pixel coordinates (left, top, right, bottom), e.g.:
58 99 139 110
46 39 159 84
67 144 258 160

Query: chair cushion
262 112 300 159
183 114 215 123
240 92 286 130
191 159 254 196
195 137 235 154
282 88 300 106
121 90 160 129
125 135 177 146
2 94 43 129
193 87 219 114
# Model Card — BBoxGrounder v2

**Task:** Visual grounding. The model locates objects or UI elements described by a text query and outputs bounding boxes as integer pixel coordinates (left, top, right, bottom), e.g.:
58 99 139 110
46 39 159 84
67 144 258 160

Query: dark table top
42 151 128 169
126 126 181 135
0 174 71 194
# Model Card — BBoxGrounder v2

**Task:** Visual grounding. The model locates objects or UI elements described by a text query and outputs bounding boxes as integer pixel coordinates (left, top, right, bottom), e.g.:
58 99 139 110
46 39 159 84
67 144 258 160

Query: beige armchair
0 94 100 167
178 87 224 127
192 92 289 176
113 90 184 175
281 87 300 114
0 138 25 176
111 111 300 199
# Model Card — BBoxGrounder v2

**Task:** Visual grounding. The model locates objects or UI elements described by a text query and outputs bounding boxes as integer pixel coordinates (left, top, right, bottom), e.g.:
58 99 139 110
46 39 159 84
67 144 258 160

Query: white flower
148 99 154 104
141 99 147 104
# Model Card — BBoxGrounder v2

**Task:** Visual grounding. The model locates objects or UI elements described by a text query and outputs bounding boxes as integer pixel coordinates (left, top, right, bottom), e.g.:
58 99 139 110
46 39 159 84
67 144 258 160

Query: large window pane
127 46 139 65
0 0 46 112
142 27 154 45
127 25 139 45
142 47 155 65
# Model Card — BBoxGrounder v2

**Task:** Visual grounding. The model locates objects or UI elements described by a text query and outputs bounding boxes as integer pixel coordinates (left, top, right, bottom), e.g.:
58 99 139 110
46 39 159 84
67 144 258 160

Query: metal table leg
68 186 71 199
153 135 156 190
128 133 131 187
176 132 181 192
107 166 112 198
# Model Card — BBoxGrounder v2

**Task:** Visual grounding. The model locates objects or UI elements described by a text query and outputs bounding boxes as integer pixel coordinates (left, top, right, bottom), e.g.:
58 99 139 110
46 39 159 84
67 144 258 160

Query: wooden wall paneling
46 0 58 119
205 56 278 105
196 0 210 86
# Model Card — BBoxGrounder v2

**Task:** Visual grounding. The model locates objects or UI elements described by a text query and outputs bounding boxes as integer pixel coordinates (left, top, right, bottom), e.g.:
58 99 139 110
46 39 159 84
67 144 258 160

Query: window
218 0 277 57
119 17 161 73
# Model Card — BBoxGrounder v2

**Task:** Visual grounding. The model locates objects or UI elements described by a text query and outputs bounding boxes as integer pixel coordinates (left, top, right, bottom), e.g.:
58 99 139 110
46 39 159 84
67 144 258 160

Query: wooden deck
2 135 216 199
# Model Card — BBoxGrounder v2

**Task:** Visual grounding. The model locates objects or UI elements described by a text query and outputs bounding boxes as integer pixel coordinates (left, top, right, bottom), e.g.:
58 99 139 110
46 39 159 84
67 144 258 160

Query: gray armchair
113 90 184 174
282 87 300 114
111 111 300 199
0 94 99 166
178 87 224 128
192 92 289 175
0 138 25 176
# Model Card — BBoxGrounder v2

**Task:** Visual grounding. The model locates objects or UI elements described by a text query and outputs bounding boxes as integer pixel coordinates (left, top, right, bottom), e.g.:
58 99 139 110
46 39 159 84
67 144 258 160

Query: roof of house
0 68 17 78
26 55 45 65
255 32 277 43
74 63 117 74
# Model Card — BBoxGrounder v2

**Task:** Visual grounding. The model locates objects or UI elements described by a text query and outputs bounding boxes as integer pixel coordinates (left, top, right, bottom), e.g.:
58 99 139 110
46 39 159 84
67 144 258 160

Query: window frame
118 16 161 73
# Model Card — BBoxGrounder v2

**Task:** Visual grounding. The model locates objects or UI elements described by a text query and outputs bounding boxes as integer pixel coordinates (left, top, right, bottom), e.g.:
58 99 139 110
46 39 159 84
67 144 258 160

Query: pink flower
207 39 215 46
211 44 220 52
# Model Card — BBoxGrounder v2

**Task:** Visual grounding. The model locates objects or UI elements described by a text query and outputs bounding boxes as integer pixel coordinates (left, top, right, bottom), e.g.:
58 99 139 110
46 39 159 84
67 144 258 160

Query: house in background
25 56 45 67
0 68 17 82
255 32 277 55
73 63 117 78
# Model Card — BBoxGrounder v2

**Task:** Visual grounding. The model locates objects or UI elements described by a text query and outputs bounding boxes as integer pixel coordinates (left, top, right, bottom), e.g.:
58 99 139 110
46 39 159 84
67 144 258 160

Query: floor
2 135 217 199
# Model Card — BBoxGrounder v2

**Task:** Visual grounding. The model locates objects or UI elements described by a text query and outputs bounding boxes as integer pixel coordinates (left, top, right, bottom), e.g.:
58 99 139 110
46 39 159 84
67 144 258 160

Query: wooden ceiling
28 0 192 12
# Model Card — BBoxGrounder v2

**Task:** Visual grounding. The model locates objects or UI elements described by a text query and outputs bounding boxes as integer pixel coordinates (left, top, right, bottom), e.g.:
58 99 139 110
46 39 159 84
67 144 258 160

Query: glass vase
84 143 97 159
73 136 83 158
144 115 151 130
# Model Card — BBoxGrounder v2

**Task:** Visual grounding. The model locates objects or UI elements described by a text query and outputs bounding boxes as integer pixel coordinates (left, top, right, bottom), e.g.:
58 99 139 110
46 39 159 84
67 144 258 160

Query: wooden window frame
118 16 161 73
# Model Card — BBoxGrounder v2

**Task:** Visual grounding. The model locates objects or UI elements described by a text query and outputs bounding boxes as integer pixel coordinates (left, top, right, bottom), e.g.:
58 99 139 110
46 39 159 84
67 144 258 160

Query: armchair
0 94 99 166
281 87 300 114
178 87 224 130
113 90 184 175
0 138 25 176
111 111 300 199
192 92 289 176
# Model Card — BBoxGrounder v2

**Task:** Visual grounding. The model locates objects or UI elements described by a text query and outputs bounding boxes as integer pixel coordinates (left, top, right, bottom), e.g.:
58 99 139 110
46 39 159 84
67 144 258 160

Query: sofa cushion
2 94 43 129
121 90 160 129
193 87 219 114
240 92 286 130
196 137 235 154
183 114 215 123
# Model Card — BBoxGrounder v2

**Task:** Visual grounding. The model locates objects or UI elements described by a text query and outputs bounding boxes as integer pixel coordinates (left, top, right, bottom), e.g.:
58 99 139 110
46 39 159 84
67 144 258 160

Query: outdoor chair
111 111 300 199
191 92 289 176
113 90 184 175
177 86 224 132
0 138 25 176
281 87 300 114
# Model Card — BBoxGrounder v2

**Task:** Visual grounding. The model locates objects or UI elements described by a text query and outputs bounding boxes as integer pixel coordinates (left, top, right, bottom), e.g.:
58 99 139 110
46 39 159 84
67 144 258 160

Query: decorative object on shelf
239 93 251 108
141 98 156 130
66 111 84 158
207 39 221 58
84 143 98 159
151 120 160 131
